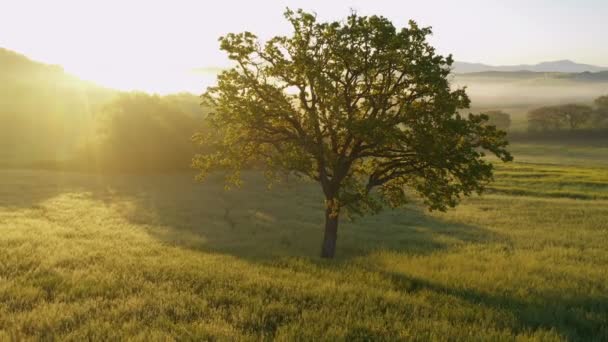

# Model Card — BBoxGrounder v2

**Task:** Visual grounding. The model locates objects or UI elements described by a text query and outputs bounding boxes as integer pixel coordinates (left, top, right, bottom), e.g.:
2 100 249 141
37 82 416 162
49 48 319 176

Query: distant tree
559 104 593 130
594 95 608 126
482 110 511 131
193 9 512 258
164 92 211 118
596 95 608 110
528 104 593 131
527 107 559 131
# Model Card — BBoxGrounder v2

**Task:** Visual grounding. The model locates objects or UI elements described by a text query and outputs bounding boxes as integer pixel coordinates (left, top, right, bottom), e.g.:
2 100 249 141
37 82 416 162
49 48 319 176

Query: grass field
1 143 607 340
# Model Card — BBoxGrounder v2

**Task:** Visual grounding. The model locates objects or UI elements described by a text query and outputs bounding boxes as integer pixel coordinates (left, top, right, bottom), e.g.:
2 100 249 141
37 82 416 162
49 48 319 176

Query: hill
0 48 208 170
568 71 608 82
454 70 608 82
0 48 117 164
453 60 608 74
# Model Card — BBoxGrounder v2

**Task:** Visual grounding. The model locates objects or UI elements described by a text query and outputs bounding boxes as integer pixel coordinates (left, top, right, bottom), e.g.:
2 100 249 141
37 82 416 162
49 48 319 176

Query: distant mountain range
454 70 608 82
453 60 608 74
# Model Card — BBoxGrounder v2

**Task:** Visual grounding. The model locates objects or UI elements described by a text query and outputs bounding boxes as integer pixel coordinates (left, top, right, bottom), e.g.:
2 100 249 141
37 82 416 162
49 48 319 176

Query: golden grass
0 155 607 340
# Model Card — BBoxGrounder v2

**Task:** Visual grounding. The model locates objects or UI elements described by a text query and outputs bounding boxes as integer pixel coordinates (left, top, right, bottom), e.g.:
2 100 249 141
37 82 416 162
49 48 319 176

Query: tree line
527 95 608 131
73 93 208 172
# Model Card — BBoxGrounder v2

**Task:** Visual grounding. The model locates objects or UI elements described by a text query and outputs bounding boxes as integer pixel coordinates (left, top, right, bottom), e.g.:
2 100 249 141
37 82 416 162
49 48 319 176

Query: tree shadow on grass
87 172 503 261
0 169 501 260
381 271 608 341
87 173 607 340
0 169 152 209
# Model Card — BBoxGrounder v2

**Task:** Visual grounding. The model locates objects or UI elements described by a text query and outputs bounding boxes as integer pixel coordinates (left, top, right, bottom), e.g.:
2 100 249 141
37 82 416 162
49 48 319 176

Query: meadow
0 142 607 341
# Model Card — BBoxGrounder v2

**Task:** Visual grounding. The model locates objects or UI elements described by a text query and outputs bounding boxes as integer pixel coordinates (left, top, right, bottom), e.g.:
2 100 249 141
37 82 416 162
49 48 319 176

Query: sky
1 0 607 93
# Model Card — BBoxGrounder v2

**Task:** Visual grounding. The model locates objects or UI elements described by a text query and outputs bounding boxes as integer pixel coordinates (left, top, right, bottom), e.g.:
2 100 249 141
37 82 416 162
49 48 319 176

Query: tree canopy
193 9 512 258
527 104 594 131
595 95 608 125
595 95 608 110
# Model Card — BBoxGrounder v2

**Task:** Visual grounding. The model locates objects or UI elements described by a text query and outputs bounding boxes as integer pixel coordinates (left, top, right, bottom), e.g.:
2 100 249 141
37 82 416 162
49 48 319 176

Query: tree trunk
321 208 339 259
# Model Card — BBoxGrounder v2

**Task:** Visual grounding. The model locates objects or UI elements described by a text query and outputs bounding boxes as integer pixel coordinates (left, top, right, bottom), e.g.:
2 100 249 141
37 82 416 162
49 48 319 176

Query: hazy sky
1 0 607 93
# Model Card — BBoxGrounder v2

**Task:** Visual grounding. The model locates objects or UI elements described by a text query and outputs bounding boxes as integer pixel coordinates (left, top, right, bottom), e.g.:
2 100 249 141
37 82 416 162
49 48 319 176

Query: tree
483 110 511 131
596 95 608 110
528 107 563 131
527 104 593 131
193 9 512 258
594 95 608 126
559 104 593 129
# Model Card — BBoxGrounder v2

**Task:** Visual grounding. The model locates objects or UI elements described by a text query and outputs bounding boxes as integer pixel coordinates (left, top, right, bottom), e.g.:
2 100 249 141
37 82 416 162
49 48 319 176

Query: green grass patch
501 143 608 167
490 162 608 200
0 162 607 340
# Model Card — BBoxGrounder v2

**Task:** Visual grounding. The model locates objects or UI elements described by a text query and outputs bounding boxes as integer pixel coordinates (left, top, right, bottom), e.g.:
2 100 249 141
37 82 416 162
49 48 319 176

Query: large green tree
193 9 512 258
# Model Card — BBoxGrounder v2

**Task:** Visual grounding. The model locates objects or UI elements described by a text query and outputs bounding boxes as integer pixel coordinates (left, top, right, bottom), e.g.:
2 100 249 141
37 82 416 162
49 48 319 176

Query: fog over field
454 72 608 107
189 67 608 116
